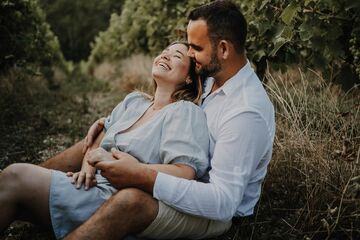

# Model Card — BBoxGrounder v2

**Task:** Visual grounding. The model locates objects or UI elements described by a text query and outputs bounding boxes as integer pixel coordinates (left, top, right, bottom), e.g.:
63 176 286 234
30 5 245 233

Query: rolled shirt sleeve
153 109 272 221
159 102 210 178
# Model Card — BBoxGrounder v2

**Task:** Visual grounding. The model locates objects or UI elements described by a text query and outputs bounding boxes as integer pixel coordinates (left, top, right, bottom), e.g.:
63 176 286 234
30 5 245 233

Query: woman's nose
160 53 170 60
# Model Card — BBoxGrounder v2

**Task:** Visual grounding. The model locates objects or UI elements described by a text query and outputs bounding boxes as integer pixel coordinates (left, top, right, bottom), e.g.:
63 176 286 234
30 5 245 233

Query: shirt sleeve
159 102 209 178
104 92 142 131
154 109 272 221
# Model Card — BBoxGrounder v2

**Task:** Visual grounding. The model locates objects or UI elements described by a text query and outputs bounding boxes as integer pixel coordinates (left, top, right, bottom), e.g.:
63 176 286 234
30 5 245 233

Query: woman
0 42 209 239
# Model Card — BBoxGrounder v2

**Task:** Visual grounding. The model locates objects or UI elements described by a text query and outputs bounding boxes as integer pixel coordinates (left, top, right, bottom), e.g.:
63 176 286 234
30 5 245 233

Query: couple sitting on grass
0 1 275 239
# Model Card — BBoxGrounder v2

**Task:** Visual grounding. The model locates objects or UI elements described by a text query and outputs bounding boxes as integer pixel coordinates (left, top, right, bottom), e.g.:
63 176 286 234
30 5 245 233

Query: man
42 1 275 239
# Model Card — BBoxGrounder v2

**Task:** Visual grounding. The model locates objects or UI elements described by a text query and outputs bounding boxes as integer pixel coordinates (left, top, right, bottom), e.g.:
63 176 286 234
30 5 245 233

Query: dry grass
255 68 360 239
0 68 49 102
91 54 153 94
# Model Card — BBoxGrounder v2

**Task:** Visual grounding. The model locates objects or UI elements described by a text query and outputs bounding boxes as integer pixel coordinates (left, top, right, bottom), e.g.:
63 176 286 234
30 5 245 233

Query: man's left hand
91 148 156 192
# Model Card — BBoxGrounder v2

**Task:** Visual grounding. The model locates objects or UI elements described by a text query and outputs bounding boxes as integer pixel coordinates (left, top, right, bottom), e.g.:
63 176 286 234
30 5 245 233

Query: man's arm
152 111 272 221
68 131 105 190
40 118 105 172
93 111 273 221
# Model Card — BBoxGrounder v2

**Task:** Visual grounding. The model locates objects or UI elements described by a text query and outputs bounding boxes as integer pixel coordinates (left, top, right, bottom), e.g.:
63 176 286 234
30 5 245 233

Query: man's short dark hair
188 0 247 54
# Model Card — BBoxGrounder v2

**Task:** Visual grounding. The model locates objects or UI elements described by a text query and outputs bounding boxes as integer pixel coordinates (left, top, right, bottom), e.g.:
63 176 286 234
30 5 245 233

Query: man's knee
109 188 159 224
111 188 158 212
108 188 158 233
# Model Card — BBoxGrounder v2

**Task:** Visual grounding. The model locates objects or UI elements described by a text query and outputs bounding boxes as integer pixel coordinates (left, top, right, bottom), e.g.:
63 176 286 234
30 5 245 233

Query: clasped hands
68 147 142 190
67 117 144 190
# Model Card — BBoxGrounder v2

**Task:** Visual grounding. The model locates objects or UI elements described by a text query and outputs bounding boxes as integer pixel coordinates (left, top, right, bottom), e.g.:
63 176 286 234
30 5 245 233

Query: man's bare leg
64 188 158 240
39 140 85 172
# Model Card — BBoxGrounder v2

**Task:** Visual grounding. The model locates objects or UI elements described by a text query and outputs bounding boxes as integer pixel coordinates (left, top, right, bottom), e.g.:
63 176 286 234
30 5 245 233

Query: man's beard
196 51 222 78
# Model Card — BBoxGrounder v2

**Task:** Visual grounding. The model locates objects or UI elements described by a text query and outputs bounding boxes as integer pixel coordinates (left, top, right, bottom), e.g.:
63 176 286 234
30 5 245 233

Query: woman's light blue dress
49 92 210 239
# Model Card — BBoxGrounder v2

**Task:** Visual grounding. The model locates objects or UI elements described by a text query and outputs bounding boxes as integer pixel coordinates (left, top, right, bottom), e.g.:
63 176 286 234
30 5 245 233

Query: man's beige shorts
138 201 232 239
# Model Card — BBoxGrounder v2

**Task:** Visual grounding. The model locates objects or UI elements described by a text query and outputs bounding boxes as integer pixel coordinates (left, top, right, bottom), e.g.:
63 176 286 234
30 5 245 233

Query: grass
0 58 359 239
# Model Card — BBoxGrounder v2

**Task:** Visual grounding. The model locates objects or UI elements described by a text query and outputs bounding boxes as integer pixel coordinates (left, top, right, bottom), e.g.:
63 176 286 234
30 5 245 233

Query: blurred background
0 0 359 239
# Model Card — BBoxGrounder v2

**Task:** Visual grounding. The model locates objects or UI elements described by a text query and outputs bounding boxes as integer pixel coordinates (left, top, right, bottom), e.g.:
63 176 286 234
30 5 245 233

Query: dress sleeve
159 101 209 178
104 92 143 131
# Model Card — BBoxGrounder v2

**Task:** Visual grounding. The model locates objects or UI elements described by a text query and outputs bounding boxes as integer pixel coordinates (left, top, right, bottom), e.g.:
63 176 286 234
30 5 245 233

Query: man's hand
86 147 114 166
93 148 157 193
82 117 106 153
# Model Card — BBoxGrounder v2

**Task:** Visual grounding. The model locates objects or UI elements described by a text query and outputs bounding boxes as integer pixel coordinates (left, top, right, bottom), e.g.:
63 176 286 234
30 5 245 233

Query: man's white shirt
153 61 275 221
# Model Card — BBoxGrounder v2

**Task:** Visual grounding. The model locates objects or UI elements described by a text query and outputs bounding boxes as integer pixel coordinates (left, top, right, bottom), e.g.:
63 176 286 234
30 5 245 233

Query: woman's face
152 43 191 87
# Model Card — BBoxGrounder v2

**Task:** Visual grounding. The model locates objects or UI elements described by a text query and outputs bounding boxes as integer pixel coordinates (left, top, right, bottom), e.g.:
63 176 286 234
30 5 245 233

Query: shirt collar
201 60 253 99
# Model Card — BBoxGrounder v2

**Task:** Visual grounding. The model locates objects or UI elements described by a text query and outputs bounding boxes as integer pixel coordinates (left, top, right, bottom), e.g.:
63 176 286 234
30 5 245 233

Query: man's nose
187 48 194 58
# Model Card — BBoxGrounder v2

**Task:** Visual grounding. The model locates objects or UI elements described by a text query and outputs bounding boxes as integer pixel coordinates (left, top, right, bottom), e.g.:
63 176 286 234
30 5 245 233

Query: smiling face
187 19 222 77
152 43 191 88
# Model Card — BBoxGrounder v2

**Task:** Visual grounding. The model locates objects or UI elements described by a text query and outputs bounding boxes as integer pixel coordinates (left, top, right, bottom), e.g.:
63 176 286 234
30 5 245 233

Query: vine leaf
281 2 300 25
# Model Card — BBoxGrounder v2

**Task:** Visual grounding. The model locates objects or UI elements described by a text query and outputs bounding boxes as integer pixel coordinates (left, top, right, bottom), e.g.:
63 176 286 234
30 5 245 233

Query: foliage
238 0 360 84
0 0 66 75
38 0 125 62
88 0 360 86
87 0 211 69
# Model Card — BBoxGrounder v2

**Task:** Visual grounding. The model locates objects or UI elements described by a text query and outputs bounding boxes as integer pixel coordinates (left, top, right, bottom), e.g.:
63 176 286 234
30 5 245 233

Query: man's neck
211 53 247 92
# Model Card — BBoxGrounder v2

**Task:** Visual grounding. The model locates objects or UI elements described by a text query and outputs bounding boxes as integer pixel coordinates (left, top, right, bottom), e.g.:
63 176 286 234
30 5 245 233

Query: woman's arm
67 131 105 190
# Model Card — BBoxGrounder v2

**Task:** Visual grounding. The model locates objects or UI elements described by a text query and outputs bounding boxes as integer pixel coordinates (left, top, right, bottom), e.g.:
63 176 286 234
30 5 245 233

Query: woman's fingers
70 172 79 184
84 172 96 190
76 172 86 189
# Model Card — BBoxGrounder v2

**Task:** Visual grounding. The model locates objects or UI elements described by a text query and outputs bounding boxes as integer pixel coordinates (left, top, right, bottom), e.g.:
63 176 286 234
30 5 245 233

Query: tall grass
90 54 153 94
258 69 360 239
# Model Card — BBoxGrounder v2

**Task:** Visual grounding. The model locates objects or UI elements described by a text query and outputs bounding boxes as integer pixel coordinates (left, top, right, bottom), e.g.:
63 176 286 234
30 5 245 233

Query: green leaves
85 0 359 83
270 26 293 56
0 0 66 73
281 2 300 25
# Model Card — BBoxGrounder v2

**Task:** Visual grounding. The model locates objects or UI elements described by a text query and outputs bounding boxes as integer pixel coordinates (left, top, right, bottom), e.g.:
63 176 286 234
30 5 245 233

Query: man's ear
218 40 230 60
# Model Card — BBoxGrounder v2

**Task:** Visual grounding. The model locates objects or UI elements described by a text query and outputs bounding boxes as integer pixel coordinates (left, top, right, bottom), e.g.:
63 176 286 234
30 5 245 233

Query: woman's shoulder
166 100 206 118
123 91 150 106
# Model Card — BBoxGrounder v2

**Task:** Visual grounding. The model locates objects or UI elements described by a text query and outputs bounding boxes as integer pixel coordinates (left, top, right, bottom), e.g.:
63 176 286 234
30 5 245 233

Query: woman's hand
67 153 97 190
82 117 106 153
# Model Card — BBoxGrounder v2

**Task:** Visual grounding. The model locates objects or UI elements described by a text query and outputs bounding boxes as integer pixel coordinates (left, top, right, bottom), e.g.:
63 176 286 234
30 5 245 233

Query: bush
239 0 360 85
86 0 210 70
0 0 66 74
38 0 125 62
87 0 360 87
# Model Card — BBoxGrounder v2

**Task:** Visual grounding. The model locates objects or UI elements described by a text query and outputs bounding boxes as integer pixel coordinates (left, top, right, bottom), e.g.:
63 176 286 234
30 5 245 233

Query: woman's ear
218 40 230 60
185 76 192 85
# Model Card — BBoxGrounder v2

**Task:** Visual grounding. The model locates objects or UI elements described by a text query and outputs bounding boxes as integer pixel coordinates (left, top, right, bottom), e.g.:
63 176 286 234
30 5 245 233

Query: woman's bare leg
40 140 85 172
0 163 52 232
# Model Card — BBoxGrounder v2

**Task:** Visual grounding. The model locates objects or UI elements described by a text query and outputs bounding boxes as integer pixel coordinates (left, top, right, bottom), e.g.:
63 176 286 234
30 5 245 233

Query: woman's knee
1 163 30 186
1 163 48 191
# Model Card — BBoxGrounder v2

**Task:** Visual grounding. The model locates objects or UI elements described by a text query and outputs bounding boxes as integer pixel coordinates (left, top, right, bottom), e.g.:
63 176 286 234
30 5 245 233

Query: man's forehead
187 19 208 35
187 19 209 45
